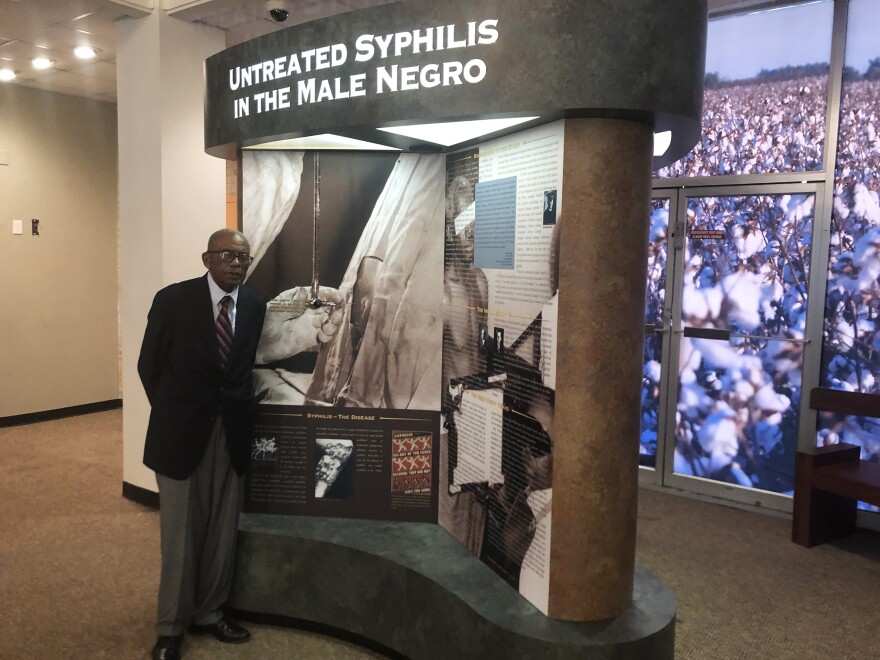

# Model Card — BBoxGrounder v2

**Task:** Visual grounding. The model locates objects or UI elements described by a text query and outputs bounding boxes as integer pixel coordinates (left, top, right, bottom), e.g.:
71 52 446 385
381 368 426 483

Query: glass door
642 184 822 510
638 192 678 480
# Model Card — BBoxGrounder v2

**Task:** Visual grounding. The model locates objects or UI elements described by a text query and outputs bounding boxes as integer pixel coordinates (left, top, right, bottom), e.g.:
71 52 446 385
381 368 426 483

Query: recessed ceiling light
32 57 53 70
0 68 15 82
378 117 540 147
74 46 96 59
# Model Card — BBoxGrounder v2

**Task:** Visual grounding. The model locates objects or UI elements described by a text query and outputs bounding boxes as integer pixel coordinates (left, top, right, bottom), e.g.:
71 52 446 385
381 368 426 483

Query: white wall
118 11 226 492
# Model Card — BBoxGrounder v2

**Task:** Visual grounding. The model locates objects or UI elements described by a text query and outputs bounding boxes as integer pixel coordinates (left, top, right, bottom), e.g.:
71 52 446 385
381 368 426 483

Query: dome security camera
266 0 290 22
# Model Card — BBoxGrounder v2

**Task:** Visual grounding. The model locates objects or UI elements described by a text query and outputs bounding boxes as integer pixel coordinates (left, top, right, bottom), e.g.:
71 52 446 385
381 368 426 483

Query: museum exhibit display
201 0 707 656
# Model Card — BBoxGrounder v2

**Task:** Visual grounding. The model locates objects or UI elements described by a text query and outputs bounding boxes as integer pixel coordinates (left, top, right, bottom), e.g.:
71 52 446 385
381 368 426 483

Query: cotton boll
759 279 784 320
733 379 756 402
790 195 814 222
734 224 767 259
650 208 669 241
678 381 705 416
853 227 880 291
817 428 839 447
787 302 808 337
755 384 791 413
829 377 856 392
681 284 708 321
696 411 740 473
721 271 762 331
644 360 662 383
852 183 880 223
692 338 743 370
767 412 784 425
835 319 856 349
833 201 851 225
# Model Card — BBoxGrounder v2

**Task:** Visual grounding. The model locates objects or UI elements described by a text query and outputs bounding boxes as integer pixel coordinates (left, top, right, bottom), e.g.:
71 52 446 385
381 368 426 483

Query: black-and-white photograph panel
243 150 445 411
314 438 354 499
251 436 278 462
439 121 563 615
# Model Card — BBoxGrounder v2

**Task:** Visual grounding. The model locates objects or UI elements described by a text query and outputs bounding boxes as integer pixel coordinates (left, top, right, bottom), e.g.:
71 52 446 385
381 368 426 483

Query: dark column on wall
549 118 654 621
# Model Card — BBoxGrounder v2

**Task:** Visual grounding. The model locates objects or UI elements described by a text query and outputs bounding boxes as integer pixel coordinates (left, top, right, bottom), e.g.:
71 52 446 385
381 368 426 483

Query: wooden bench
792 388 880 547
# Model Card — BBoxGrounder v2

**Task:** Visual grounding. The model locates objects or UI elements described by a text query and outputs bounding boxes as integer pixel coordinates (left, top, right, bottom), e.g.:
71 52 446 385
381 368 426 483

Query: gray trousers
155 418 244 636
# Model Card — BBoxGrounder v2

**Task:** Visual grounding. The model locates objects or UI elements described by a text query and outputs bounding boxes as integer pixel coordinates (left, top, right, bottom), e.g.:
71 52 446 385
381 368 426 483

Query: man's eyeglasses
206 250 254 265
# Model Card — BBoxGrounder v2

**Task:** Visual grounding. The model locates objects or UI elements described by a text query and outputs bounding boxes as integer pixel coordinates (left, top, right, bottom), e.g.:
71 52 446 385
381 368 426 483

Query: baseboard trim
122 481 159 509
0 399 122 428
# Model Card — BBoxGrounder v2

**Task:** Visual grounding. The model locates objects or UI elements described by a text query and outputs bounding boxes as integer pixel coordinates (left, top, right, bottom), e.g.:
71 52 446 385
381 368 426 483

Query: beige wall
0 85 119 417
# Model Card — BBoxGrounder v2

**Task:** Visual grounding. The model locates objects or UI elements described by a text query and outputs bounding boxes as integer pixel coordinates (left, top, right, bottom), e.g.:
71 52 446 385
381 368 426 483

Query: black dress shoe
151 635 182 660
189 616 251 643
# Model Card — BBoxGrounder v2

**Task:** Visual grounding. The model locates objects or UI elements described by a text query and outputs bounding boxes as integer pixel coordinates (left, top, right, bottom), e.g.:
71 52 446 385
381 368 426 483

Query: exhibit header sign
225 19 501 117
204 0 707 163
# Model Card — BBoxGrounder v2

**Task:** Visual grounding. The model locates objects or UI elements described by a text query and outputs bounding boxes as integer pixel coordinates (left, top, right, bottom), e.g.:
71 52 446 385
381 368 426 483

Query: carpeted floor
1 410 878 659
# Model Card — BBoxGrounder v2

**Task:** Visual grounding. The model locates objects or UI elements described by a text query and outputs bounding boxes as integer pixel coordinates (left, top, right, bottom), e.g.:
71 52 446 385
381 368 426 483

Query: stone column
548 118 654 621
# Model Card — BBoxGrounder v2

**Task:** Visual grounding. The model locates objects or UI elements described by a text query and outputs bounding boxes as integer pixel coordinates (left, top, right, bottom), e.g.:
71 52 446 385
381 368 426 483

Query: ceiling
0 0 811 104
0 0 391 102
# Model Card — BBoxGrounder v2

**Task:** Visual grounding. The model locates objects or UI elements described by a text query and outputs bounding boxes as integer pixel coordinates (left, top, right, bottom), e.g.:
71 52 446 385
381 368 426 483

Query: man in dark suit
138 229 266 660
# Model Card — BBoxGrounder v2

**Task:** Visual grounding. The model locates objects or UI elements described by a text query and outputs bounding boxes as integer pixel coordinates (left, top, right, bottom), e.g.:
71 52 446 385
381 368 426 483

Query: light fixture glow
0 68 15 82
378 117 540 147
74 46 96 59
243 133 401 151
653 131 672 157
32 57 53 70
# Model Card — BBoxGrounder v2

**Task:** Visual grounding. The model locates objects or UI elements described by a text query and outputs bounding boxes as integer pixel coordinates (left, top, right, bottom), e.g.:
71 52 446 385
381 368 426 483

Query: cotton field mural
817 0 880 488
656 1 833 179
672 194 813 493
644 0 880 501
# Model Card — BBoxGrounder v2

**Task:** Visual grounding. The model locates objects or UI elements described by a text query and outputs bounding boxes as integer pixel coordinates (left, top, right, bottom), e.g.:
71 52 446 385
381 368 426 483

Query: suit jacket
138 274 266 479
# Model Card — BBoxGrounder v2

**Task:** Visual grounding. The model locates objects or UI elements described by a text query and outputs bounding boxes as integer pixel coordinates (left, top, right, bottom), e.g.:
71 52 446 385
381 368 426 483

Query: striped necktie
216 295 234 369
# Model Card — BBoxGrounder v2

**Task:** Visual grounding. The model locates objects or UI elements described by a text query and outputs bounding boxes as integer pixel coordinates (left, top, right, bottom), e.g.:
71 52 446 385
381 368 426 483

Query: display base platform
229 515 676 659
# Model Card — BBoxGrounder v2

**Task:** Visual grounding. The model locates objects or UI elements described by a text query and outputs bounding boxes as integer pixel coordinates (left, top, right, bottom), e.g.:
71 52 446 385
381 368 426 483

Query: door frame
639 182 826 513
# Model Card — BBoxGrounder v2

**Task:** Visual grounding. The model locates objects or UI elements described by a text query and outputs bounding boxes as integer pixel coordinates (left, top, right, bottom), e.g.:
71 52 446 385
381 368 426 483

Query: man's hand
256 286 344 364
